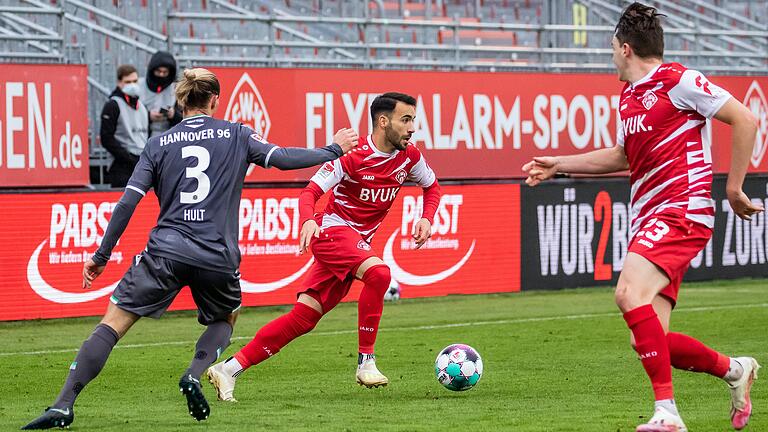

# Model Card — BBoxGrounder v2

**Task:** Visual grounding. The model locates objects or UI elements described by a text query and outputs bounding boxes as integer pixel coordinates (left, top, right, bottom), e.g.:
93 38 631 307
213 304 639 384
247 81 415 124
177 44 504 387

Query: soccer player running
206 92 441 400
22 68 358 430
523 4 763 431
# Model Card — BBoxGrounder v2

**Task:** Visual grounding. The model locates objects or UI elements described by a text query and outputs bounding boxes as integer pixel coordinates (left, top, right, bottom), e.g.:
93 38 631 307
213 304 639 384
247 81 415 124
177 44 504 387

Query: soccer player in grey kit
22 68 359 430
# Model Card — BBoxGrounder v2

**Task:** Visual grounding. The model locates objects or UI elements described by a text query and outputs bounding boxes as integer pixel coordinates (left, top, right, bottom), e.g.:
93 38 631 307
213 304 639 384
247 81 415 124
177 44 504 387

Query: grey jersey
124 115 333 271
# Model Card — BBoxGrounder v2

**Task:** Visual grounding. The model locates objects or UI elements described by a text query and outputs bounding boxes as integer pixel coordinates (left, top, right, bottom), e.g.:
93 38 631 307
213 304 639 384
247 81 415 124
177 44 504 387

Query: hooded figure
138 51 182 137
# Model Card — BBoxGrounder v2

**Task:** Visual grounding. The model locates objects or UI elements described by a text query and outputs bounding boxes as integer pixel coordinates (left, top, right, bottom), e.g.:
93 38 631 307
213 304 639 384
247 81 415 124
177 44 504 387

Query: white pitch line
1 302 766 358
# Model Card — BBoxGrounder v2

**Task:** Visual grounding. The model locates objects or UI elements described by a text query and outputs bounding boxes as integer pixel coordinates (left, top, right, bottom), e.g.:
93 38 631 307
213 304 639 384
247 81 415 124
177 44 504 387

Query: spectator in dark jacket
100 64 149 188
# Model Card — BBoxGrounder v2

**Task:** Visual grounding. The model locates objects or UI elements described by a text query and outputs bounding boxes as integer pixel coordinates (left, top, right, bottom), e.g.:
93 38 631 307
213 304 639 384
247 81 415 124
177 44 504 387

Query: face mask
122 83 140 97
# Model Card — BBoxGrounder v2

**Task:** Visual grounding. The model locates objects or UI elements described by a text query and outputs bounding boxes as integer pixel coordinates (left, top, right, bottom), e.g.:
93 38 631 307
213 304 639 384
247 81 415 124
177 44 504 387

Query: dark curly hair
615 2 666 59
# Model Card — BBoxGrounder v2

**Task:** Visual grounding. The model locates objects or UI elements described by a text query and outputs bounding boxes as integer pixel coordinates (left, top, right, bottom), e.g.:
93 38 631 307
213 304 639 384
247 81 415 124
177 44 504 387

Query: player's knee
99 319 130 339
363 265 391 289
292 302 323 334
226 310 240 327
614 284 638 313
297 312 321 333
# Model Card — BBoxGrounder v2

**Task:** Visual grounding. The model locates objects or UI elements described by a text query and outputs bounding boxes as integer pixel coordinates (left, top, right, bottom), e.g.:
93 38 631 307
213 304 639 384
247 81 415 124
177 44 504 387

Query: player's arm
246 128 358 170
669 69 764 220
522 145 628 187
714 98 764 220
84 148 154 288
408 152 442 249
413 180 441 249
297 182 326 254
297 160 345 253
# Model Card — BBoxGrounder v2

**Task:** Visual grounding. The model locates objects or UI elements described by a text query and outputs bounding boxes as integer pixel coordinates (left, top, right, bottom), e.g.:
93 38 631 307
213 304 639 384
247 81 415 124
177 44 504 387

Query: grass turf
1 278 766 431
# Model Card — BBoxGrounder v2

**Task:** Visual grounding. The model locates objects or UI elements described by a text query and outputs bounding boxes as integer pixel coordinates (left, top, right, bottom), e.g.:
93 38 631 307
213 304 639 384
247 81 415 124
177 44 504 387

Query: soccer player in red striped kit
207 92 441 398
523 3 762 431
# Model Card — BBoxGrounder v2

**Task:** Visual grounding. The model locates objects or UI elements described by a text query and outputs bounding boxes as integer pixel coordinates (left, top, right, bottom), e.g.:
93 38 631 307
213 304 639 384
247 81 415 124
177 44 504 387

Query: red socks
623 304 674 400
234 264 394 369
667 332 730 378
234 302 322 369
357 265 391 354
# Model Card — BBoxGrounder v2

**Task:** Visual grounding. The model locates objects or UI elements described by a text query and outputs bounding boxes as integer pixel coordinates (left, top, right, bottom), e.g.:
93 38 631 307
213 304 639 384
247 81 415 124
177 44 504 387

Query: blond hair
175 68 220 110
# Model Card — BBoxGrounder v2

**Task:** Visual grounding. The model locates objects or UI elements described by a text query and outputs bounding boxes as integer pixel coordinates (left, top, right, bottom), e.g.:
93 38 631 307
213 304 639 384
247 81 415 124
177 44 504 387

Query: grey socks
184 321 233 379
53 323 120 409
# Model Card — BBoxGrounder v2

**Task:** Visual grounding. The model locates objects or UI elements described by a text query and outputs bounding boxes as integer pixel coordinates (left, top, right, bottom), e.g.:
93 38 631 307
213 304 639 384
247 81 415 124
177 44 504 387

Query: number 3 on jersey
180 145 210 204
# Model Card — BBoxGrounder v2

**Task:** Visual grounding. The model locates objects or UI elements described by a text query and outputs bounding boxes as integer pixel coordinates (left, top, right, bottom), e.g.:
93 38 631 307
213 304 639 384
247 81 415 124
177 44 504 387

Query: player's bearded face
385 102 416 151
385 122 408 151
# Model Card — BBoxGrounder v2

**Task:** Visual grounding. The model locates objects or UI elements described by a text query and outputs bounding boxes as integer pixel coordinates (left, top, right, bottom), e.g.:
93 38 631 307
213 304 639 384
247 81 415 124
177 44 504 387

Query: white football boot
636 406 688 432
206 361 238 402
728 357 760 430
356 354 389 388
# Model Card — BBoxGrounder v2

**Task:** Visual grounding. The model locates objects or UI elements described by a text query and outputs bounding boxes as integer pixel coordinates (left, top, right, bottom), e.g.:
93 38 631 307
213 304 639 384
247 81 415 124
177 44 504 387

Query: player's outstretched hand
299 220 321 254
727 188 764 221
333 128 359 154
412 218 432 249
83 258 106 289
522 156 559 186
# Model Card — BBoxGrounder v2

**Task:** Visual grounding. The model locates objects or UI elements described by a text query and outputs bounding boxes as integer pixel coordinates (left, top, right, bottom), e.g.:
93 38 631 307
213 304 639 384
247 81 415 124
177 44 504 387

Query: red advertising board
0 64 90 187
208 68 768 182
0 184 520 321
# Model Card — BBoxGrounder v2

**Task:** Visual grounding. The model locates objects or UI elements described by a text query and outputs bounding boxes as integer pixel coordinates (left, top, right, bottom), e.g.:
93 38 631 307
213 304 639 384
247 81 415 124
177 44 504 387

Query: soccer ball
434 344 483 391
383 278 400 301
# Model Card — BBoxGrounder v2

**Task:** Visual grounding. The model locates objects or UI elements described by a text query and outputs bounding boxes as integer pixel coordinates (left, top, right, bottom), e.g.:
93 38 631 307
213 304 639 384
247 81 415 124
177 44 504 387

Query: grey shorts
111 252 241 325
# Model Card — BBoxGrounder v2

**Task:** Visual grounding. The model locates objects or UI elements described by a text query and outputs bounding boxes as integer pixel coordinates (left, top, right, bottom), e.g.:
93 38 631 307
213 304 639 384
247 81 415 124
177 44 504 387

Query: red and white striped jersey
309 135 437 241
617 62 731 238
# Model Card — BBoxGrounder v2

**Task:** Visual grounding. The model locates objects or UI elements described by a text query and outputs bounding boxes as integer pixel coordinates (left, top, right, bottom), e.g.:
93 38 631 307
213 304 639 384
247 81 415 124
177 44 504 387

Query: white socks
724 358 745 383
655 399 680 417
358 353 375 369
222 356 245 378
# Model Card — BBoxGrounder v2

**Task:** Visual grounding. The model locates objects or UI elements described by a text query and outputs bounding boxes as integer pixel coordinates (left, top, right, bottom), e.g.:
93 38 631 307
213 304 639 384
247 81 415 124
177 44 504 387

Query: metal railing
0 1 64 62
3 1 765 74
57 0 168 185
166 11 768 73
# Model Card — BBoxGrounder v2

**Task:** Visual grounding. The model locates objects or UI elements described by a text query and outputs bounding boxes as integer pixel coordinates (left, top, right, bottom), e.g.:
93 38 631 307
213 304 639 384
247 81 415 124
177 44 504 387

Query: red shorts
299 226 377 312
628 211 712 306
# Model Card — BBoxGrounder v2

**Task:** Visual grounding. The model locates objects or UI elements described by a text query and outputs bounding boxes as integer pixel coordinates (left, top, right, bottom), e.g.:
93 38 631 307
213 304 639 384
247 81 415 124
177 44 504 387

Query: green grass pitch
1 279 766 431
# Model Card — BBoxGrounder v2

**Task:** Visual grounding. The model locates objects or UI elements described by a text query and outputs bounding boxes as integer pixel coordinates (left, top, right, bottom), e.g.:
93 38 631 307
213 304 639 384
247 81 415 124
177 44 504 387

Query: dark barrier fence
521 175 768 290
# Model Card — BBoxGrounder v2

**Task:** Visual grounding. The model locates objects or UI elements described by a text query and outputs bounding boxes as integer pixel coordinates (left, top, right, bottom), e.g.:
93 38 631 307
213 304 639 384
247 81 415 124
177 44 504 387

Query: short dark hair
116 64 137 81
370 92 417 126
615 2 666 59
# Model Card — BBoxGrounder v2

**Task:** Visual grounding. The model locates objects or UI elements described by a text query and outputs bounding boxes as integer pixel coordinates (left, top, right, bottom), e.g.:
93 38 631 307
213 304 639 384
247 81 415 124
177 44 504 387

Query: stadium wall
206 67 768 182
1 176 766 321
0 65 765 186
0 65 766 321
521 175 768 290
0 184 520 321
0 64 90 187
